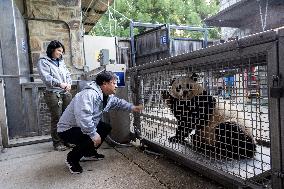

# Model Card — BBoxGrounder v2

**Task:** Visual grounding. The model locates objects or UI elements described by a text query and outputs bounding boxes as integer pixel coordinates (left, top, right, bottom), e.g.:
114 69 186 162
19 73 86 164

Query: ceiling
82 0 114 33
204 0 284 28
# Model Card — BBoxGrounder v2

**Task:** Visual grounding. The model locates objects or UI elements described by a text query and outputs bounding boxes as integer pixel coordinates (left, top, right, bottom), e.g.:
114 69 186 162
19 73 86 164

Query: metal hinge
270 75 283 98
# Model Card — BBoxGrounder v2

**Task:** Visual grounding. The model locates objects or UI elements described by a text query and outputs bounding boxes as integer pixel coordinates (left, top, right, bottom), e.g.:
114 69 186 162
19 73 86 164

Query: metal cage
127 29 284 188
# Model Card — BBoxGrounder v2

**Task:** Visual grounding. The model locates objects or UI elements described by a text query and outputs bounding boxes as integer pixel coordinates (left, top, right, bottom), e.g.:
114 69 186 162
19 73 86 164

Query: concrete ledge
8 135 52 147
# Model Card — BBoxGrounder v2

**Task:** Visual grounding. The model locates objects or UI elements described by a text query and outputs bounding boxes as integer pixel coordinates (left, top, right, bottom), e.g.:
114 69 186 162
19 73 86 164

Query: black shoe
65 158 83 174
54 143 68 151
64 143 76 148
95 151 105 159
80 152 105 162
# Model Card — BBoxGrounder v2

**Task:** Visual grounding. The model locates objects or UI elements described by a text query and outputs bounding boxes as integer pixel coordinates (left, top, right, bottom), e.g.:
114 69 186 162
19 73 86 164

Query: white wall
84 35 117 71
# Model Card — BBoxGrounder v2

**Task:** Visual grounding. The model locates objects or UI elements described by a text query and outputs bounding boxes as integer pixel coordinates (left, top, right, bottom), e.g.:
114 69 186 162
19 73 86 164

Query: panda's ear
190 73 198 82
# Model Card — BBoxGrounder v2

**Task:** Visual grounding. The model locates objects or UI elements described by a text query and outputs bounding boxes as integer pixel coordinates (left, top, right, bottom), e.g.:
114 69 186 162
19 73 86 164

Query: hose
106 136 133 147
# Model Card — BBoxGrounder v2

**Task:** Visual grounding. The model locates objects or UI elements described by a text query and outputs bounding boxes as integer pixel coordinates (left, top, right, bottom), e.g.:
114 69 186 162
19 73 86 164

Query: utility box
84 35 117 71
98 49 110 66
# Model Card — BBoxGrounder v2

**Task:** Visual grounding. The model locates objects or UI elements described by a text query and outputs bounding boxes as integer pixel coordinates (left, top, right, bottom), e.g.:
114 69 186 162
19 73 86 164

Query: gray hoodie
37 55 72 93
57 82 134 140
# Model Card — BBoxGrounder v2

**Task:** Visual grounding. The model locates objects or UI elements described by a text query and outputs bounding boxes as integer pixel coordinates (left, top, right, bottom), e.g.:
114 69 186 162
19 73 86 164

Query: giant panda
161 73 256 159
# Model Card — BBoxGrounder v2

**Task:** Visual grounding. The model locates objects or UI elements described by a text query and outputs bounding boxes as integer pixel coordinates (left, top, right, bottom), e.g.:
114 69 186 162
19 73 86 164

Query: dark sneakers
54 143 68 151
65 158 83 174
80 152 105 162
64 142 76 148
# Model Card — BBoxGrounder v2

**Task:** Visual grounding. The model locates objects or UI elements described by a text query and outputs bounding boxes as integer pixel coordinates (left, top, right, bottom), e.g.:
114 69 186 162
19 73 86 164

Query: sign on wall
106 64 126 87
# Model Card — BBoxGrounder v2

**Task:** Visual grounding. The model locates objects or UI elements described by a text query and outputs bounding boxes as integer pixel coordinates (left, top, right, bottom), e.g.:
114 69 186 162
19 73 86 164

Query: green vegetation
90 0 220 39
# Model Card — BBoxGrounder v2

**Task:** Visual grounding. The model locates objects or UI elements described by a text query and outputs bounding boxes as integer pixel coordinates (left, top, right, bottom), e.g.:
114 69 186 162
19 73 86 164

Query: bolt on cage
127 29 284 188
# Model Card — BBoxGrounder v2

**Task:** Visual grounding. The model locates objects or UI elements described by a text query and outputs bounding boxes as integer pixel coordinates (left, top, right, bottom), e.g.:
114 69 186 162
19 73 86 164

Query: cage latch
274 171 284 178
270 75 283 98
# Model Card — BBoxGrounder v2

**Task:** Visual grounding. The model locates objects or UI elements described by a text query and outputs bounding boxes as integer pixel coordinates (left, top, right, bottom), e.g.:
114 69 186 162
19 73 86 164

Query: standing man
58 71 143 174
37 40 72 151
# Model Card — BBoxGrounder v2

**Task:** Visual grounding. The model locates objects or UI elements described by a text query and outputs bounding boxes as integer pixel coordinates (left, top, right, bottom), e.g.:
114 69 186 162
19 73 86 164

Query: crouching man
57 71 143 174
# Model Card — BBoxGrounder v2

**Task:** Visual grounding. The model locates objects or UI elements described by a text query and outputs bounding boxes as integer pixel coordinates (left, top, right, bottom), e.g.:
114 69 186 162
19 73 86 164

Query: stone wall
25 0 84 76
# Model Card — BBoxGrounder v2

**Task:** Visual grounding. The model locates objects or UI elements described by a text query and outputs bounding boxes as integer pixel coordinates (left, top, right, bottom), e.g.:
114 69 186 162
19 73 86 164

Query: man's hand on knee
92 132 101 147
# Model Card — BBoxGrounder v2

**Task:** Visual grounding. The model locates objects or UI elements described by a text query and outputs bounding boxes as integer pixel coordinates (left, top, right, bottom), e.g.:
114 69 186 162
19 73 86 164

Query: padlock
270 75 283 98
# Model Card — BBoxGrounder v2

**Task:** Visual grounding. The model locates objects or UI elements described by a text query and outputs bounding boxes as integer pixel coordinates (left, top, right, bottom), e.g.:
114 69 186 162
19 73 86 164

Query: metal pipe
0 74 39 78
0 73 81 78
132 21 210 32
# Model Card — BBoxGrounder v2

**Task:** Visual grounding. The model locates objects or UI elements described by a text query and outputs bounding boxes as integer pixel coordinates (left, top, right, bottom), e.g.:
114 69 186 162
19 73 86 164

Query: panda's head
169 73 205 100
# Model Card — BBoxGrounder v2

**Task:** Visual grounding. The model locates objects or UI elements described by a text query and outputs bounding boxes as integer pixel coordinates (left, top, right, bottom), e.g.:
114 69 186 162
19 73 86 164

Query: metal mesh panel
128 55 270 186
38 88 51 135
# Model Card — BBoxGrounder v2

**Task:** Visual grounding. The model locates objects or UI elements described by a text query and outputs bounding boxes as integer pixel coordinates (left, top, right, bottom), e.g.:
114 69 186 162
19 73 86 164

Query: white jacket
37 55 72 93
57 82 133 140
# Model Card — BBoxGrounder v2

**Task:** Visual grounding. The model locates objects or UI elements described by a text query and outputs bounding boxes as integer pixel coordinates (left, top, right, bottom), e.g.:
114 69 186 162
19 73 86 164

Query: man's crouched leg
80 121 112 161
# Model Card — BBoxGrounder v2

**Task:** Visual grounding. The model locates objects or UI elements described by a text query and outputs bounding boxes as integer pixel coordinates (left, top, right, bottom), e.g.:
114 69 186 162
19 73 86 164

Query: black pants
58 121 112 163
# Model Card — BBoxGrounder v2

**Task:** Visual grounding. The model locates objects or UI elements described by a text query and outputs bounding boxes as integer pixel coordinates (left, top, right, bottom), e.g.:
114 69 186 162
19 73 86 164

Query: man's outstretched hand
132 105 143 113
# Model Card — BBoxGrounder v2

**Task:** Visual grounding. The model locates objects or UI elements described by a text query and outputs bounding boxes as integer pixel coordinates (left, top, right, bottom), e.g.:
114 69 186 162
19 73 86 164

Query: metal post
130 73 141 139
167 24 172 56
277 28 284 188
268 37 283 188
130 20 136 67
203 25 208 48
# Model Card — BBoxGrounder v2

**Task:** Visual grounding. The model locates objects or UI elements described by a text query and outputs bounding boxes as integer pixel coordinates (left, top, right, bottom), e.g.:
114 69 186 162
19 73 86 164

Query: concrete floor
0 142 223 189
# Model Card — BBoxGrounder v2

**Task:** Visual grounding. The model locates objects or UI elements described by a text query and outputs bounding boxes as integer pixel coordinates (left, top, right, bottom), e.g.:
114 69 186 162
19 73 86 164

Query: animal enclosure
128 29 284 188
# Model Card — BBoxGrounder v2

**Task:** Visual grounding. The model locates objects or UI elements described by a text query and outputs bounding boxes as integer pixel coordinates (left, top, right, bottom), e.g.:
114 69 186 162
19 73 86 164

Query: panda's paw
168 136 184 143
161 90 170 100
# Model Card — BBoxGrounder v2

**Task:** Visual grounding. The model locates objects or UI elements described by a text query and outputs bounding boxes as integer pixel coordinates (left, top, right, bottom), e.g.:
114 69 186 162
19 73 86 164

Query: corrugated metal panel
117 39 131 67
135 28 170 66
171 39 203 57
82 0 114 33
